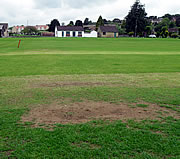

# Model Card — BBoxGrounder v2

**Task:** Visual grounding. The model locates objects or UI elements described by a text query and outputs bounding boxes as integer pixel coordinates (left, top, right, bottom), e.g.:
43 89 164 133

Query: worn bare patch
21 100 179 127
33 82 106 88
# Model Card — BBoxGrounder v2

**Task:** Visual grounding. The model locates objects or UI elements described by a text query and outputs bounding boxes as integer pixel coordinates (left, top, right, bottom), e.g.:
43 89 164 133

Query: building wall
84 31 97 37
0 29 8 37
12 27 18 33
36 26 49 31
55 30 85 37
12 25 49 33
0 24 9 37
98 31 118 38
12 26 24 33
4 30 9 37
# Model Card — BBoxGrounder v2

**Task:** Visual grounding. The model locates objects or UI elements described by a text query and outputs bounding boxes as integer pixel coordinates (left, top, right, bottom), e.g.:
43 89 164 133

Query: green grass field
0 38 180 158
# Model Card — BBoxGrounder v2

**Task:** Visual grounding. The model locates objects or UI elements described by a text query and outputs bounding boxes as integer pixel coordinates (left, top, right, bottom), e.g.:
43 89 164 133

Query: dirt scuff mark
30 82 108 88
21 100 179 126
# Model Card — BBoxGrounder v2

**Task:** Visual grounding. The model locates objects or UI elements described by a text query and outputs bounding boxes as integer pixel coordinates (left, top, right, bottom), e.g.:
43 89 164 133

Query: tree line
20 0 180 38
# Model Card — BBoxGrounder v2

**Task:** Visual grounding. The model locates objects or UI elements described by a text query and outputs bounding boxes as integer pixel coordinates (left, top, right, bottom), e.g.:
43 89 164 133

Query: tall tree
75 20 83 26
68 21 74 26
162 14 173 20
96 16 104 30
103 19 108 24
145 25 153 36
84 18 89 25
125 0 147 36
48 19 60 32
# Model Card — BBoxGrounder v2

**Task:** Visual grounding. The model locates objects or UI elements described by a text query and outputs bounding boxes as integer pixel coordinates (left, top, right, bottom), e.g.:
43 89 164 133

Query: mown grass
0 38 180 158
0 54 180 77
0 37 180 54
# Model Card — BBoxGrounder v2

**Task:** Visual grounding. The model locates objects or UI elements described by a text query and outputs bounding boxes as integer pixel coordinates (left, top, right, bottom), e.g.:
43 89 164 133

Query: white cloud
0 0 179 26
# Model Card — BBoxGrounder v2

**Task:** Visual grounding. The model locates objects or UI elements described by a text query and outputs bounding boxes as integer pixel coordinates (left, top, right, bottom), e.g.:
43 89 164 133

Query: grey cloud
35 0 62 8
1 0 180 26
35 0 115 9
65 0 114 8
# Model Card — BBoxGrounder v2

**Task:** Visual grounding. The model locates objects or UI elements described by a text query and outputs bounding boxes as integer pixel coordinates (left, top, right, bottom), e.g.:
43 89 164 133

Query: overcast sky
0 0 180 26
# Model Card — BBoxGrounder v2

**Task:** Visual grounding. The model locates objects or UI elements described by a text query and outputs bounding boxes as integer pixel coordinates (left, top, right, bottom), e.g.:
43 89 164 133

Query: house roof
99 26 118 32
36 25 49 28
57 26 84 31
16 26 25 29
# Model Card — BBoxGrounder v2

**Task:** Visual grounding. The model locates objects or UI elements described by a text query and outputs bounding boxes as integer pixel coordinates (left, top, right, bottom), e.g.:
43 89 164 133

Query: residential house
98 26 119 38
36 25 49 31
12 25 49 33
168 28 179 34
83 24 96 31
148 16 163 25
55 26 84 37
0 23 8 37
12 26 25 33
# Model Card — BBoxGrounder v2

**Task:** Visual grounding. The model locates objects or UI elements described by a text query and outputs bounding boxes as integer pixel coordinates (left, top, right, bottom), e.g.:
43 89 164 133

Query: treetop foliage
75 20 83 26
49 19 60 32
96 16 104 30
125 0 147 36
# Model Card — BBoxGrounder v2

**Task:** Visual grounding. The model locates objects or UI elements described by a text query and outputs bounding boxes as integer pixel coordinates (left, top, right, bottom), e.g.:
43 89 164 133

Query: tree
121 20 126 29
68 21 74 26
161 26 169 38
176 16 180 27
145 25 152 36
117 26 126 35
162 14 173 20
125 0 147 37
169 21 176 28
84 18 89 25
75 20 83 26
22 26 39 35
103 19 108 24
48 19 60 32
96 16 104 30
113 18 121 24
155 18 170 35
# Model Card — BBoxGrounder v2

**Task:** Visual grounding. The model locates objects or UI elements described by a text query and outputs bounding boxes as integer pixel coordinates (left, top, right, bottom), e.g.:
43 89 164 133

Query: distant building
168 28 179 34
148 16 163 25
0 23 8 37
12 25 49 33
83 24 96 31
98 26 119 38
12 26 25 33
84 30 98 38
36 25 49 31
55 26 84 37
104 24 117 27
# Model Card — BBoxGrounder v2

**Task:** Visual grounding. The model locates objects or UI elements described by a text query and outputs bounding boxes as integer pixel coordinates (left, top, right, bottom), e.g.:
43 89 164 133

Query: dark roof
57 26 84 31
99 26 118 32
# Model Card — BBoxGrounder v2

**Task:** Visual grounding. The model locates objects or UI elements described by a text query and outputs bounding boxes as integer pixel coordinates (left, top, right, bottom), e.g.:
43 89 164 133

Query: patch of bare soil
21 100 179 126
30 82 107 88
